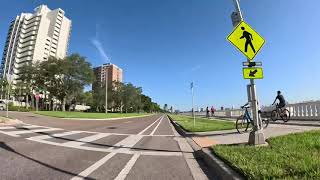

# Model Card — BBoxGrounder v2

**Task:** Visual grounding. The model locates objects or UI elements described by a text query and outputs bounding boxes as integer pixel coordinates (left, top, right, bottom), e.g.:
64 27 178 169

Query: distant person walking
206 107 210 118
240 27 256 53
211 106 215 117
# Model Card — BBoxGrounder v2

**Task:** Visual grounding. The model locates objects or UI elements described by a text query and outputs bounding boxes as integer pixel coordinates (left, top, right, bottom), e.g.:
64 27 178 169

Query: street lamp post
105 70 108 114
191 82 195 126
232 0 265 145
6 74 13 118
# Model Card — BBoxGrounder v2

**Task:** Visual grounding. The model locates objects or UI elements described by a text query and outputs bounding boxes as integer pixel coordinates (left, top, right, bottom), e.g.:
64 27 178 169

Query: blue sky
1 0 320 110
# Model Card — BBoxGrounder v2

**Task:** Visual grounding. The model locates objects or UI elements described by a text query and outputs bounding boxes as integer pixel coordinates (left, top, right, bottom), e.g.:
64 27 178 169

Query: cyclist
272 91 286 109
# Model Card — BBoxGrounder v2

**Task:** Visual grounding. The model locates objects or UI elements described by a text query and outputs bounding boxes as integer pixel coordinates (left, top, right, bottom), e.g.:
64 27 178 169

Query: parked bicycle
270 103 290 122
236 104 269 134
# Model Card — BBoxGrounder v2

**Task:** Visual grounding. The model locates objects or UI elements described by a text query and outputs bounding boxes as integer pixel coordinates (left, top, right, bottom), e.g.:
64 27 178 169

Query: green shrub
8 103 32 112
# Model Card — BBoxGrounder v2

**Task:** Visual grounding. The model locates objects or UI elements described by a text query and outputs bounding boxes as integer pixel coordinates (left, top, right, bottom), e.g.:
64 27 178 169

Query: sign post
230 0 266 145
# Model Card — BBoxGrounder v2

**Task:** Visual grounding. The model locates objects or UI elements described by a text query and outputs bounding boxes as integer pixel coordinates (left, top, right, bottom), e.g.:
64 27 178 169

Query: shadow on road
0 141 94 180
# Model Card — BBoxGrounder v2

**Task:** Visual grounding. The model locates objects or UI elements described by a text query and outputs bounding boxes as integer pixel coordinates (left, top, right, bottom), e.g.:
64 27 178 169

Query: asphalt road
0 112 212 180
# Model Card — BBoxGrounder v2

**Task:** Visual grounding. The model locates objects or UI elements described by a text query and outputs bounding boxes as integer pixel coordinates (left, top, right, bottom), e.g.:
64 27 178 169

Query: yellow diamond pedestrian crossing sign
227 21 265 60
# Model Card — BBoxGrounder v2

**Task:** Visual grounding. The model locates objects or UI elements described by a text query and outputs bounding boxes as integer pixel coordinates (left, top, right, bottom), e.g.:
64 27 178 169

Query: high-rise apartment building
0 5 71 83
93 63 123 91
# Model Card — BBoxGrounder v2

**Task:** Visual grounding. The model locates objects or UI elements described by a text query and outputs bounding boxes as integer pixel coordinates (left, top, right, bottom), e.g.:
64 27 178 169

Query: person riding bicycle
272 91 286 109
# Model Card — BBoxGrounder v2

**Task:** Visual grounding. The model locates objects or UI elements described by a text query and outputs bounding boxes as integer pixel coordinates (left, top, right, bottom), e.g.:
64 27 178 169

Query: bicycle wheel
281 109 291 122
236 116 249 134
271 110 278 121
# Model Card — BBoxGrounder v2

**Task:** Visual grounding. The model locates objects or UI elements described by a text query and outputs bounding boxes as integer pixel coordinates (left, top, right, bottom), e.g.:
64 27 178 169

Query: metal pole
6 81 10 118
233 0 244 20
232 0 264 144
105 69 108 114
191 83 195 126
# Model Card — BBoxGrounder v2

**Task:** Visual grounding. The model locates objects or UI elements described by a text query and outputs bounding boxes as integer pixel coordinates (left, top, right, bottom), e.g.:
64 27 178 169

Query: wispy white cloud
90 24 110 63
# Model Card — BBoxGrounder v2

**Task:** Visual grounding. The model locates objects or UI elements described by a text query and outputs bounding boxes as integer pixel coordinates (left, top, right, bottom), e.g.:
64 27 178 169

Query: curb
168 115 245 180
269 121 320 127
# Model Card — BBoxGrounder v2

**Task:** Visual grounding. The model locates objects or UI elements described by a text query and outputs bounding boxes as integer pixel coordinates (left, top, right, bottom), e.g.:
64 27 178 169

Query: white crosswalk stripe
11 127 63 135
27 131 83 140
22 125 47 129
62 133 110 147
0 126 15 130
114 154 140 180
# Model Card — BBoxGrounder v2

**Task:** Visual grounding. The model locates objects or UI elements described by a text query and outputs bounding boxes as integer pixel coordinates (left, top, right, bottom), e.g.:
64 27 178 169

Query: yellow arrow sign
243 67 263 79
227 21 265 60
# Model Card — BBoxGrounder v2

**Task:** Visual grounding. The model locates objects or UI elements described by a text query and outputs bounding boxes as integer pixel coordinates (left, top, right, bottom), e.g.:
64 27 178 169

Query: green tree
0 78 8 99
38 54 94 111
16 62 39 109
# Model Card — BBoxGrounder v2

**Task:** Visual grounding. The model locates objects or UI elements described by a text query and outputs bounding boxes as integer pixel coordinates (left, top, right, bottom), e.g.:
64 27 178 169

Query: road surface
0 112 211 180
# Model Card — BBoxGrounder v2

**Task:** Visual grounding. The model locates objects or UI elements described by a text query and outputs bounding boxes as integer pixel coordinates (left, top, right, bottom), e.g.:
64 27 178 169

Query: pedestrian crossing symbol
227 21 265 60
243 67 263 79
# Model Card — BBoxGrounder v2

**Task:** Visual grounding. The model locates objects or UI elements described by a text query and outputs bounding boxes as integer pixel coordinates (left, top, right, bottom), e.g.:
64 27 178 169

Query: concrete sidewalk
190 124 320 147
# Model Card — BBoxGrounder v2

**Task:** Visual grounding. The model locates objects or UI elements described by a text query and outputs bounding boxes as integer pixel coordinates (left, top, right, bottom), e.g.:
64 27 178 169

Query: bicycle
270 104 290 122
236 105 269 134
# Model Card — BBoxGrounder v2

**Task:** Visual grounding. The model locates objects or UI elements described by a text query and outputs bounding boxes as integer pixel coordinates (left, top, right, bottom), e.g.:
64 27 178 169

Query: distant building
0 5 71 83
92 63 123 91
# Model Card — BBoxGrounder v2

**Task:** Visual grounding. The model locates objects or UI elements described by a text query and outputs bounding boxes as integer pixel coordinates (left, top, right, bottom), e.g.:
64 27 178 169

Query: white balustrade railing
180 101 320 121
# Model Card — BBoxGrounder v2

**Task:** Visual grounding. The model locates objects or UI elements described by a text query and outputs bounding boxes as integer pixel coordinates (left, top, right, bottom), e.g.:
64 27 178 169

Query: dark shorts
278 103 285 109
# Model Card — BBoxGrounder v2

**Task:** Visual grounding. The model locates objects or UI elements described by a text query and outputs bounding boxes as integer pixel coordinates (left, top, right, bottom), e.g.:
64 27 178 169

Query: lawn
169 115 235 132
33 111 149 119
213 130 320 179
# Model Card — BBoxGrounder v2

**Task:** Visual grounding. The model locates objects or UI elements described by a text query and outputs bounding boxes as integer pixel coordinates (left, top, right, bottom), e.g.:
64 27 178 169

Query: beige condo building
0 5 71 84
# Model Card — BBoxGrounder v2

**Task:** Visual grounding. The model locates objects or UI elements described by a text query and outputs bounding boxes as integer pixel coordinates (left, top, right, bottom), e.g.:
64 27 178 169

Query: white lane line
62 133 110 146
114 154 140 180
27 131 82 140
12 128 63 135
0 126 15 130
70 152 117 180
175 137 194 153
149 116 164 135
137 115 163 135
0 130 19 137
184 153 209 180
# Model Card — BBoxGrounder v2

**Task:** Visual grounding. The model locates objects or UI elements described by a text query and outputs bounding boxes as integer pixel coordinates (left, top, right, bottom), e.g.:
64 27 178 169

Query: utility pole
105 68 108 114
232 0 265 145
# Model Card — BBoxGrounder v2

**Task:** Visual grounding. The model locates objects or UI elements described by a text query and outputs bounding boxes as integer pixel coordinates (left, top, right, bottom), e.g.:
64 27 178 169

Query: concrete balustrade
180 101 320 121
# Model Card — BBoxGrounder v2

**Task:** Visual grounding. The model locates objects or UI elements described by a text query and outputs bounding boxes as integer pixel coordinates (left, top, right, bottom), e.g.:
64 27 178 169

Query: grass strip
169 115 235 132
213 130 320 179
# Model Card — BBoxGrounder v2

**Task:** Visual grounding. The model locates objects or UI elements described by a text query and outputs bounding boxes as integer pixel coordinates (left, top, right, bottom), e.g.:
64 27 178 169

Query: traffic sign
227 21 265 60
242 61 262 67
243 67 263 79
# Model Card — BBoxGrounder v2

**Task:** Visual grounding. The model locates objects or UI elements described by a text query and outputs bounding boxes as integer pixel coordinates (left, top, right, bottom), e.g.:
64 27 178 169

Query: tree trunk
62 98 66 111
31 94 34 109
26 95 29 109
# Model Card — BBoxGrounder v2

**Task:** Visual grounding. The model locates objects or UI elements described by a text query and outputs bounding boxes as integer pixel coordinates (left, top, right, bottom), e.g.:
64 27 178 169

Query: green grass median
169 115 235 132
213 130 320 179
33 111 149 119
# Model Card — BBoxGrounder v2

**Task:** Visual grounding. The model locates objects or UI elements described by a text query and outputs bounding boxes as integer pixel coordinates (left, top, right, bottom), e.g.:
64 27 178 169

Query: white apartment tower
0 5 71 83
